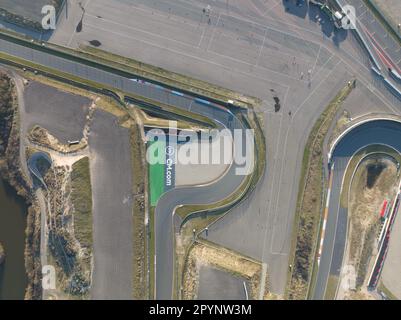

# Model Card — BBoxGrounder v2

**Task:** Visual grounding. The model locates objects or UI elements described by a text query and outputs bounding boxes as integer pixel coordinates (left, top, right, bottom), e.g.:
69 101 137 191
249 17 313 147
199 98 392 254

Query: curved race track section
314 119 401 300
154 102 249 300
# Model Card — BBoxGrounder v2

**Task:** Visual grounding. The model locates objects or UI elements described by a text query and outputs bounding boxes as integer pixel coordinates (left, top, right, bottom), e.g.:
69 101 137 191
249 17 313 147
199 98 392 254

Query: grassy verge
71 157 92 251
148 206 156 299
130 120 148 299
138 109 208 131
286 81 355 300
79 45 260 108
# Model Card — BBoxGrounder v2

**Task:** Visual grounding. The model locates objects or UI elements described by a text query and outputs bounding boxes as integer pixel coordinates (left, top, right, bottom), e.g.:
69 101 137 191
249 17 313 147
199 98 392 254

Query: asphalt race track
314 119 401 299
154 106 248 299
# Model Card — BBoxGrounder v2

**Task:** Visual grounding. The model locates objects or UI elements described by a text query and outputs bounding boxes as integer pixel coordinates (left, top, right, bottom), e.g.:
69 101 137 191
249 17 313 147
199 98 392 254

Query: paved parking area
89 109 134 299
197 266 248 300
23 81 90 144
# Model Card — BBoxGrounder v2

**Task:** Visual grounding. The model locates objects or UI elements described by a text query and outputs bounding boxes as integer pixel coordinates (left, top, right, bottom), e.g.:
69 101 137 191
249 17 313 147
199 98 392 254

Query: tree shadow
282 0 349 46
282 0 308 19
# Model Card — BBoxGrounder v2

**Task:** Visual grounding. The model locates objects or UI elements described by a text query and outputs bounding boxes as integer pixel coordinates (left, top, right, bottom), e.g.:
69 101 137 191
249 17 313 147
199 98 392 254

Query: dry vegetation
24 203 42 300
70 157 92 253
328 110 351 148
344 289 376 300
0 71 30 198
44 163 92 299
130 116 148 299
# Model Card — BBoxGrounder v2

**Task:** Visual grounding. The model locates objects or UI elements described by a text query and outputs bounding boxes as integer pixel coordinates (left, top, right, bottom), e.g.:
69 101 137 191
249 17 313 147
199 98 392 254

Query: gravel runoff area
89 109 134 300
23 81 90 144
197 266 248 300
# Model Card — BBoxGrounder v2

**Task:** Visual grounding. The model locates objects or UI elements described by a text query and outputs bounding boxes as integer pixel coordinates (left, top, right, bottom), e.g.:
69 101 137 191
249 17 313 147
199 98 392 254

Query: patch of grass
130 120 148 299
149 206 155 298
71 157 92 251
148 140 166 206
286 81 355 300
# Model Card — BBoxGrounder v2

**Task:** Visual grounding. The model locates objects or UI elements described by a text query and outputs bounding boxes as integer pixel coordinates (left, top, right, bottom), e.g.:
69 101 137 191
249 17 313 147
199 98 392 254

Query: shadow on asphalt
283 0 349 46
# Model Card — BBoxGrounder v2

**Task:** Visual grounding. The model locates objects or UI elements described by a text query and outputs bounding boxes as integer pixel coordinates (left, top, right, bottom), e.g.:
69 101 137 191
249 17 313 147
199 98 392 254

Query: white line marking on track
206 13 221 52
255 28 267 66
293 59 341 118
85 13 201 49
82 22 289 91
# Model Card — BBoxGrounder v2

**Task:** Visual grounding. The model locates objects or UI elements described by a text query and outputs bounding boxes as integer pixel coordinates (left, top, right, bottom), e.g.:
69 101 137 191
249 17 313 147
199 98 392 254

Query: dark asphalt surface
314 119 401 300
0 34 248 299
197 266 248 300
24 81 90 144
89 109 134 300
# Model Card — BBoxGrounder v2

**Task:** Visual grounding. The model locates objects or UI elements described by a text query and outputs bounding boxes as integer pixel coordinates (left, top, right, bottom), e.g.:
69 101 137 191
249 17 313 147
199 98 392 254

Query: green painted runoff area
149 139 166 206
